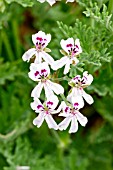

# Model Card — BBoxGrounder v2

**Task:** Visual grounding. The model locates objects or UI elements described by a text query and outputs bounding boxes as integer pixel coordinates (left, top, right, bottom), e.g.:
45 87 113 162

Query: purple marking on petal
44 39 47 41
37 105 43 110
74 103 79 111
34 71 39 77
47 101 53 106
74 103 79 107
41 69 47 74
75 45 79 49
81 76 87 84
42 43 45 46
36 37 43 41
66 44 73 47
73 76 80 80
65 107 69 113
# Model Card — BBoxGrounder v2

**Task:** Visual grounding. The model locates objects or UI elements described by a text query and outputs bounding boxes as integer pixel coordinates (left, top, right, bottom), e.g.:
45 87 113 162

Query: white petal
32 31 51 46
41 51 54 65
75 39 82 55
58 101 71 117
51 56 69 70
60 38 74 54
31 83 44 98
47 80 64 95
44 83 54 98
22 48 36 62
52 101 66 114
82 90 94 105
69 117 78 133
32 31 45 45
33 113 45 128
59 117 71 131
34 52 42 64
67 88 84 107
64 61 71 74
28 70 38 81
47 0 56 6
83 71 93 86
45 115 58 130
30 98 43 113
46 95 58 110
76 111 88 126
29 62 50 76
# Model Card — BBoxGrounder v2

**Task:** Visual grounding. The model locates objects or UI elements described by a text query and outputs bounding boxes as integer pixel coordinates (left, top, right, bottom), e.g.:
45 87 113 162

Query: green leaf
94 96 113 124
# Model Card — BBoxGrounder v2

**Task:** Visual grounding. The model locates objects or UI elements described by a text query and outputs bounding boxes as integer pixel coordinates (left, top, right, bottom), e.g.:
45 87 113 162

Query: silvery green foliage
0 0 113 169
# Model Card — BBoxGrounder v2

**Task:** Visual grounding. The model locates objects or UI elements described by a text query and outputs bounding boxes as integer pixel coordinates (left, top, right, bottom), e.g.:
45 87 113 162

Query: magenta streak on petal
65 107 69 113
74 103 79 107
42 43 45 46
75 45 79 49
44 39 47 41
66 44 73 47
73 76 80 80
81 76 87 84
37 105 43 110
34 71 39 77
47 101 53 106
41 69 47 74
36 37 43 41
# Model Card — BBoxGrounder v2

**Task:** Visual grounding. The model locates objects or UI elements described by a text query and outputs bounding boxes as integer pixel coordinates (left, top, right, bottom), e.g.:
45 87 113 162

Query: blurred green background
0 0 113 169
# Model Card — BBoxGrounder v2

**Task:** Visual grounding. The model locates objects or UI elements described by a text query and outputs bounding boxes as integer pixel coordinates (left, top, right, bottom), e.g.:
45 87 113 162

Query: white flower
37 0 56 6
67 71 94 106
31 96 59 129
22 31 54 65
52 38 82 74
58 100 88 133
28 62 64 98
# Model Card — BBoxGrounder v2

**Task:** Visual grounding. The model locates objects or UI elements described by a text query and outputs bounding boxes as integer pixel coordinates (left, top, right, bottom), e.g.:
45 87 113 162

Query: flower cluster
22 30 94 133
36 0 75 6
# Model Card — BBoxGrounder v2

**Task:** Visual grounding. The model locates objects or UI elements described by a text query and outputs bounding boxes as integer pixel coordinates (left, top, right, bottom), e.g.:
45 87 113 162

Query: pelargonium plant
22 30 94 133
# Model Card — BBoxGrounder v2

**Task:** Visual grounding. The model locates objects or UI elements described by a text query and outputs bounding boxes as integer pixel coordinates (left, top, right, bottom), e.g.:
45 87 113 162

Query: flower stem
51 76 71 82
60 94 69 105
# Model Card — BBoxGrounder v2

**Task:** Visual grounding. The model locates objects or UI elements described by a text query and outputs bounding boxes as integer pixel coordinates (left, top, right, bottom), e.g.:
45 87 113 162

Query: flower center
73 75 87 88
66 44 79 58
36 37 47 52
34 69 48 81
